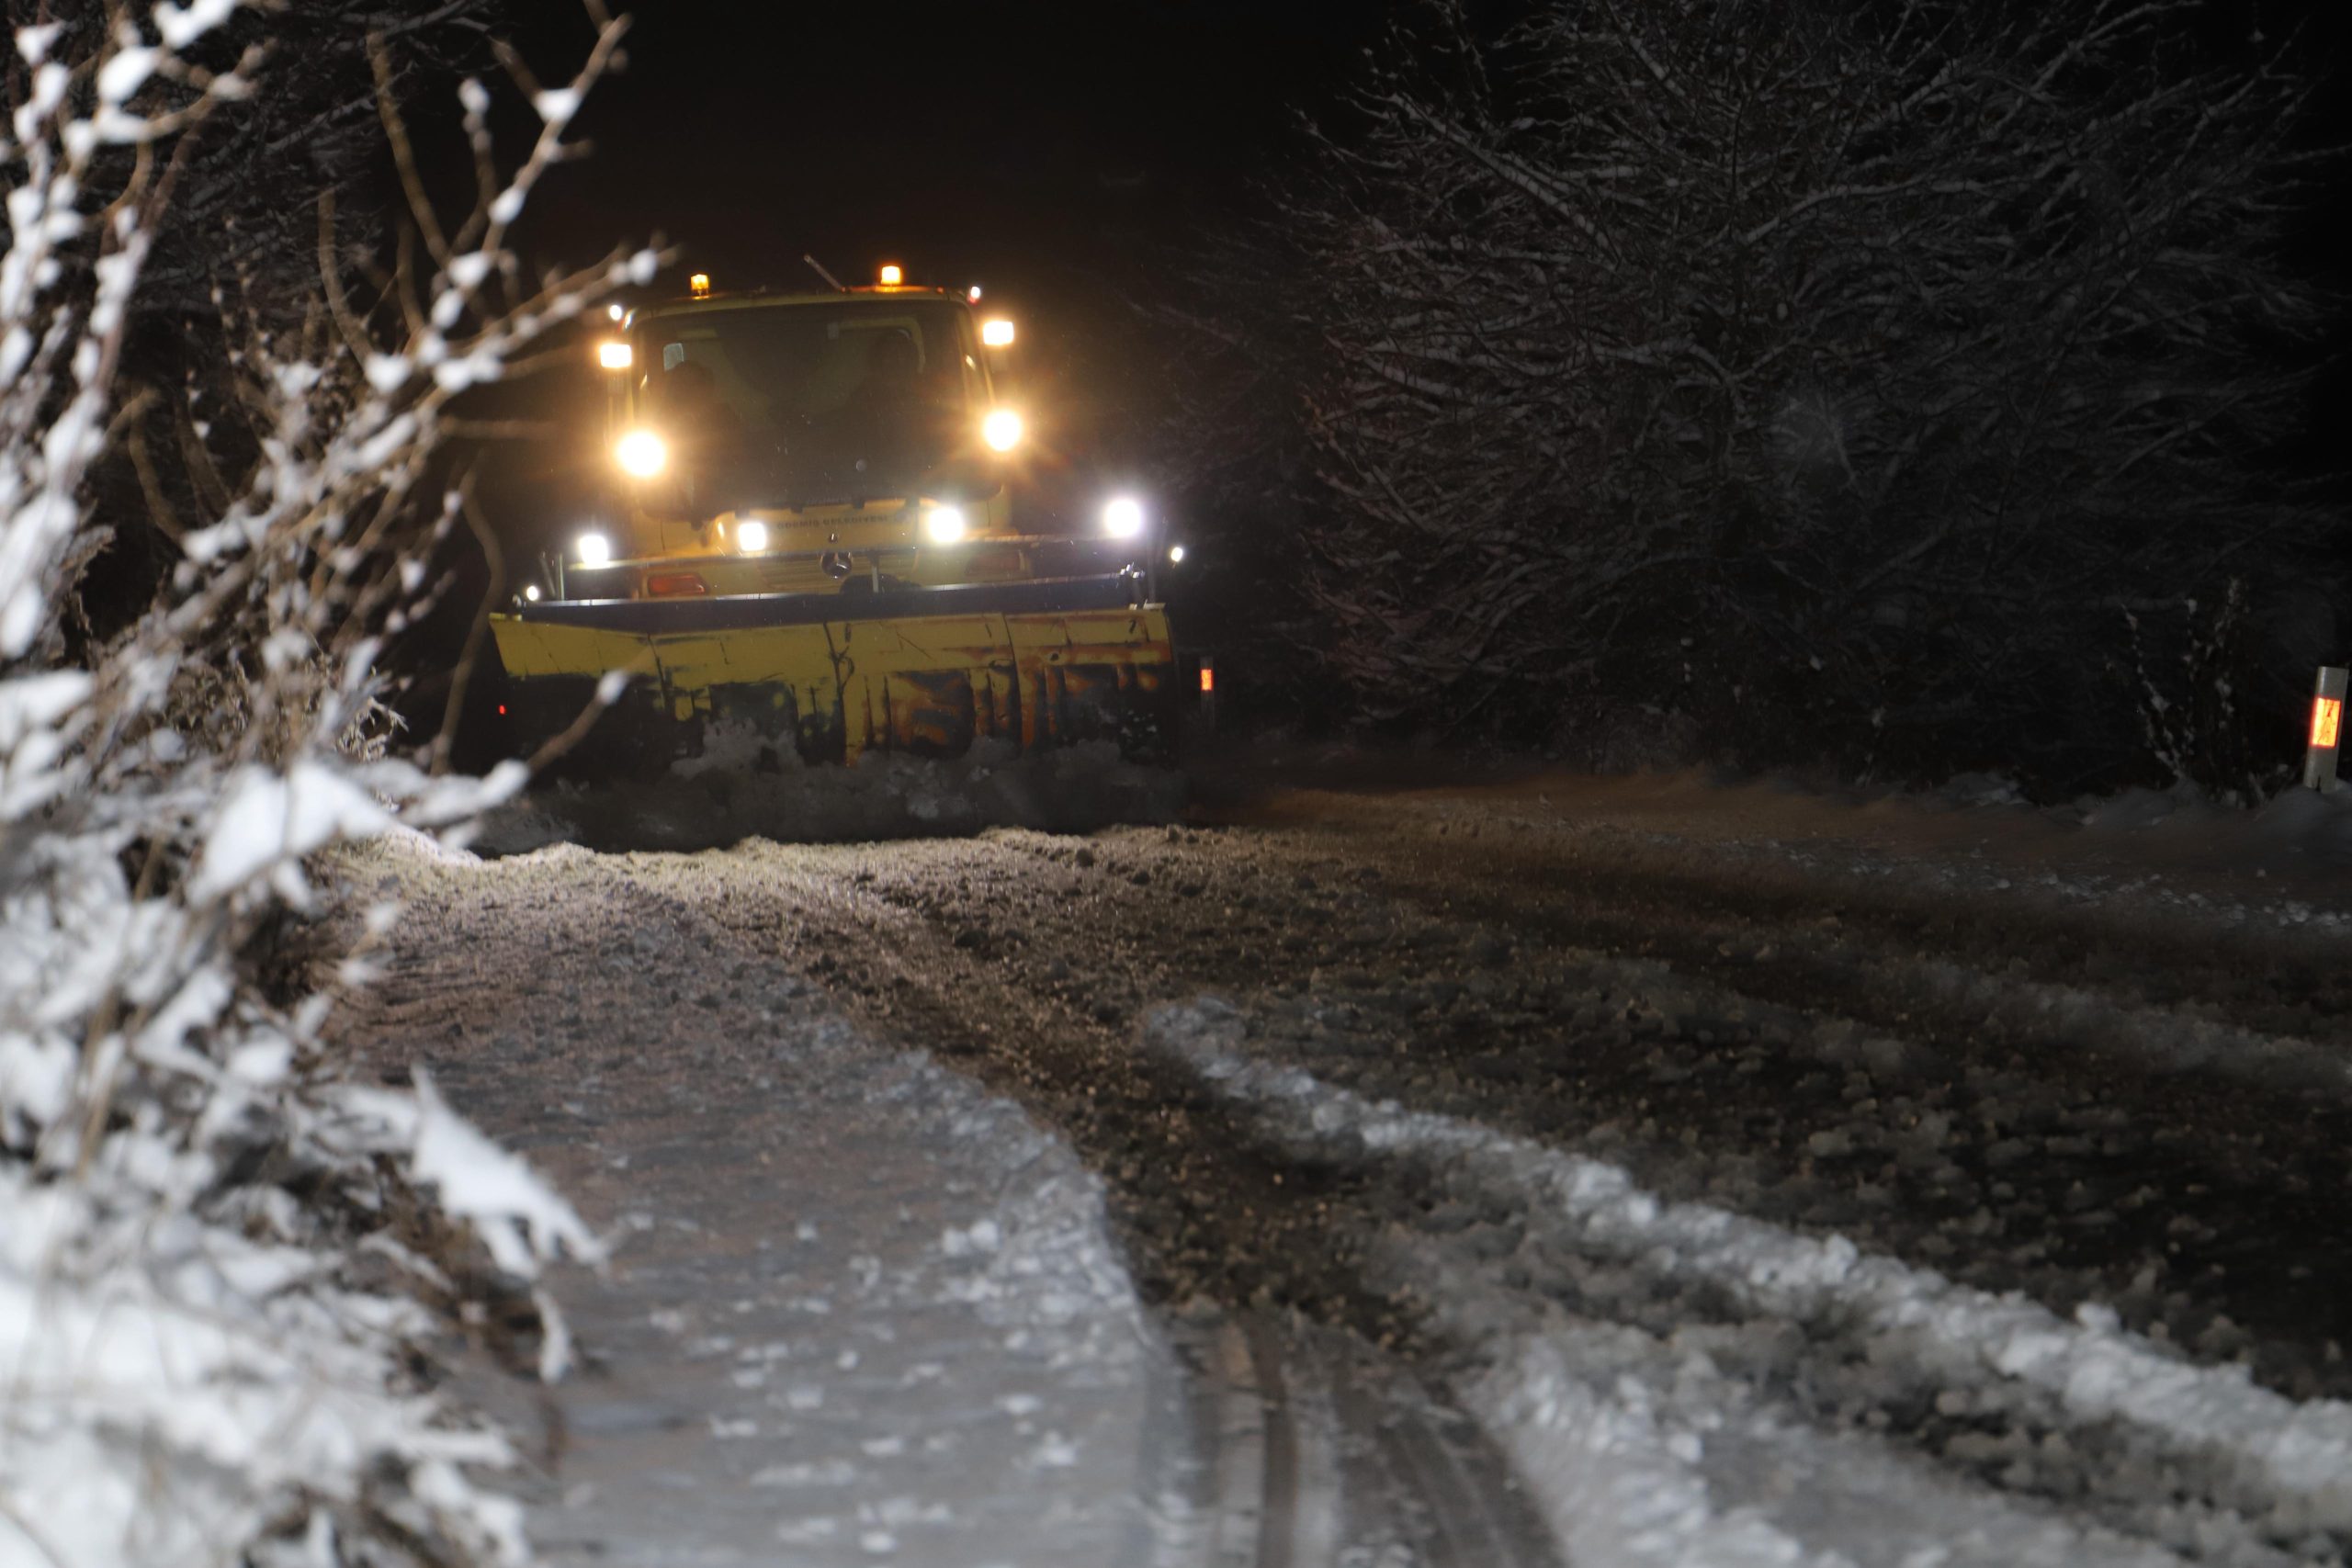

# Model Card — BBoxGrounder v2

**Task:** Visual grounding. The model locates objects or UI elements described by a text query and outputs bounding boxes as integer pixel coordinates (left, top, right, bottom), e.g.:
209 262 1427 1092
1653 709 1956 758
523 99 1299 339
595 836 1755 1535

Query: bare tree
1178 0 2337 788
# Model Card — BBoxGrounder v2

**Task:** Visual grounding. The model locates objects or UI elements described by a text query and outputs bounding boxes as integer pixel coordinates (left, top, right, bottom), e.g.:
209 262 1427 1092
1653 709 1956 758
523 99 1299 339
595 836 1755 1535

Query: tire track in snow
1144 998 2352 1565
941 820 2351 1404
627 840 1566 1568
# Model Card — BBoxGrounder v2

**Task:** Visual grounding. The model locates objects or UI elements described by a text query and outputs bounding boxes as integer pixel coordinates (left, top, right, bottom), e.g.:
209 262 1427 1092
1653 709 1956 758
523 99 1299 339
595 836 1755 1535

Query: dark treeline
1163 0 2346 797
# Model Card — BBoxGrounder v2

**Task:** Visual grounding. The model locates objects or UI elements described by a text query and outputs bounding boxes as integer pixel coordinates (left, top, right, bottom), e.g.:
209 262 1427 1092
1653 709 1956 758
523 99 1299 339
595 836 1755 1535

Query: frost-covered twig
0 6 657 1564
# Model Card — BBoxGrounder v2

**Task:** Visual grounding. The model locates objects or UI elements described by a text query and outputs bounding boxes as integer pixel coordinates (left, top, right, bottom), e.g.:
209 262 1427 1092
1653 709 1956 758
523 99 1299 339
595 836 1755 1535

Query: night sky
499 1 2350 291
506 1 1384 304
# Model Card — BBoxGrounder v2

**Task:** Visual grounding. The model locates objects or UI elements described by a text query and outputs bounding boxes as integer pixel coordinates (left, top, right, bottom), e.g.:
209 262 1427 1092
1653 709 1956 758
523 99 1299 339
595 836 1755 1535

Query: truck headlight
577 531 612 568
981 409 1023 453
615 428 668 479
1102 496 1146 540
924 505 967 545
738 521 770 553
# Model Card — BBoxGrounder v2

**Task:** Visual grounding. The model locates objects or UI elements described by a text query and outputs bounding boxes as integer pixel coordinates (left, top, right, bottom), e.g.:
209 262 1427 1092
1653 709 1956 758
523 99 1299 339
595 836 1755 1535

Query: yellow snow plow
489 265 1179 773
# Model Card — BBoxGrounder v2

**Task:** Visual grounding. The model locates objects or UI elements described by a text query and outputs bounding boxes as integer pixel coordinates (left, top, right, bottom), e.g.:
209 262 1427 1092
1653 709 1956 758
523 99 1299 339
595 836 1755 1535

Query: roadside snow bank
1460 1310 2180 1568
2077 784 2352 861
0 1033 603 1568
474 739 1183 854
1421 764 2352 916
0 1155 526 1568
356 848 1182 1567
1147 999 2352 1564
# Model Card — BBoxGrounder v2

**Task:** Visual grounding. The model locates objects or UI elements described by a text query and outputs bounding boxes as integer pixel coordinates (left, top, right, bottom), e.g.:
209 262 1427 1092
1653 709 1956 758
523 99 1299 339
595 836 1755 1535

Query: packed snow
1148 998 2351 1564
340 837 1181 1565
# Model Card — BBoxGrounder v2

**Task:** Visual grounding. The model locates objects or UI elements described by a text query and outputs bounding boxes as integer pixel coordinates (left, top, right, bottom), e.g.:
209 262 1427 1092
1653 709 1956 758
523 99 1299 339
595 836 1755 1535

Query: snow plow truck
488 265 1179 774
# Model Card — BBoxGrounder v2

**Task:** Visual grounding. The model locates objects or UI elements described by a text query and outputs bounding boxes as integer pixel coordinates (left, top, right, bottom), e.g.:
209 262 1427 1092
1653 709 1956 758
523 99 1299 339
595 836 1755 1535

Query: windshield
634 299 983 509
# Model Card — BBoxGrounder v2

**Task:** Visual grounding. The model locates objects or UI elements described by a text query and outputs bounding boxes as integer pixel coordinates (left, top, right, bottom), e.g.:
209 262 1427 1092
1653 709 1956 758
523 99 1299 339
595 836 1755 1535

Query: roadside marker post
2306 666 2346 793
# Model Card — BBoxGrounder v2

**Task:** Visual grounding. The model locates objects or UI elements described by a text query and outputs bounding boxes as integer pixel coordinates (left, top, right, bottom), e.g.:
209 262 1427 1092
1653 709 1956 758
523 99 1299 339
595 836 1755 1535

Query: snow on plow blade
490 578 1176 765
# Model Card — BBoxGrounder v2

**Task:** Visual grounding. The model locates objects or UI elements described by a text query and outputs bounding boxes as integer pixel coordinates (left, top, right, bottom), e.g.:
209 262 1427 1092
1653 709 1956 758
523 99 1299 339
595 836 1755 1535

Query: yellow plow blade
491 602 1175 763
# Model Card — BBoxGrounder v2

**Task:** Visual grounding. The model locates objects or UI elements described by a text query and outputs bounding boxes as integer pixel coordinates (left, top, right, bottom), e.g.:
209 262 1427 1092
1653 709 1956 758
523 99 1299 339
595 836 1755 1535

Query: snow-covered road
345 762 2352 1565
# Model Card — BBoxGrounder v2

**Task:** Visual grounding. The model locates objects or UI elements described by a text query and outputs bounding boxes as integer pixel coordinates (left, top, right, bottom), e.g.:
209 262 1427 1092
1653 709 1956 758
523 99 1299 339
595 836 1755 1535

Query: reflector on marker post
2307 666 2346 792
1197 653 1218 735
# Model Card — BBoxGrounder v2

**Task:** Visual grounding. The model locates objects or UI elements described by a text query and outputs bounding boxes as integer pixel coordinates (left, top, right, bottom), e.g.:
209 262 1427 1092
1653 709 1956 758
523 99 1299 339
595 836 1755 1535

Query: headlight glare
615 428 668 479
981 409 1023 453
923 505 967 545
738 521 770 553
1102 496 1147 540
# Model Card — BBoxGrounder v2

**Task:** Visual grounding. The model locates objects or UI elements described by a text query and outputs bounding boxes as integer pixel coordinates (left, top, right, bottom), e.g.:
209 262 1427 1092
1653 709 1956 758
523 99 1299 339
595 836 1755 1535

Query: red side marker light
497 704 508 716
646 571 709 597
2312 695 2342 750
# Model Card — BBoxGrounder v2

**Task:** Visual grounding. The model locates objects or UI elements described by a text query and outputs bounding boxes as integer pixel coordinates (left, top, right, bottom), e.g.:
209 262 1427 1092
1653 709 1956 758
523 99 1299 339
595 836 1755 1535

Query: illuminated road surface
349 766 2352 1566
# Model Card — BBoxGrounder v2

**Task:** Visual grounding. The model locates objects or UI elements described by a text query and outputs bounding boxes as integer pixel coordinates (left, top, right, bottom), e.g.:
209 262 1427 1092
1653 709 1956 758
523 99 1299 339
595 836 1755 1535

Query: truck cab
492 266 1176 769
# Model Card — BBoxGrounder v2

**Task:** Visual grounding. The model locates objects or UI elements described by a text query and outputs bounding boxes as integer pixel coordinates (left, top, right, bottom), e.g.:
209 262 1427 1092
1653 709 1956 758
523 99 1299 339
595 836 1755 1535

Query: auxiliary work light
980 318 1015 348
924 506 967 545
737 521 770 553
576 531 612 568
597 340 633 370
1102 496 1146 540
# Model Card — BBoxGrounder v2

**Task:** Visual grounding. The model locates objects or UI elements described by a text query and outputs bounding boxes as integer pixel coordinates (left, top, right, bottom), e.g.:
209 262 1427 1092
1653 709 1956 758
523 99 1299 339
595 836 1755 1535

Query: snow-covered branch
0 6 655 1563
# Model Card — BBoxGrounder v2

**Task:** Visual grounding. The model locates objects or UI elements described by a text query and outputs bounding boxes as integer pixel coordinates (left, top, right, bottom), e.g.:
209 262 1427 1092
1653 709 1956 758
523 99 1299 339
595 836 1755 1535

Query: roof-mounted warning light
878 263 904 286
689 272 711 299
